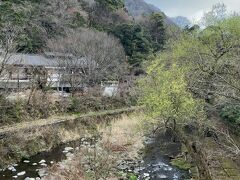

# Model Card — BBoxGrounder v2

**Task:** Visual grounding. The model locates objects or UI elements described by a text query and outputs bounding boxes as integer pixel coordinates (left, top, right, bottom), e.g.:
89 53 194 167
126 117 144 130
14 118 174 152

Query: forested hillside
0 0 167 66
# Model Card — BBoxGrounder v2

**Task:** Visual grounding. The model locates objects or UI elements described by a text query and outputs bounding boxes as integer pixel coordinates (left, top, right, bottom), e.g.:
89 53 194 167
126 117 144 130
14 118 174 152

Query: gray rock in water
12 175 18 179
39 160 46 164
25 178 35 180
143 173 150 177
158 174 167 178
17 171 26 176
40 163 48 167
164 167 173 171
8 166 16 172
32 163 38 166
64 147 74 151
23 160 30 163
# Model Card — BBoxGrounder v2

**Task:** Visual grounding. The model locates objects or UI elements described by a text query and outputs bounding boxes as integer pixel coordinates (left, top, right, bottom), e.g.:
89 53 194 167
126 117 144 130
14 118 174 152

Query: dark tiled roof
4 53 88 67
6 54 58 67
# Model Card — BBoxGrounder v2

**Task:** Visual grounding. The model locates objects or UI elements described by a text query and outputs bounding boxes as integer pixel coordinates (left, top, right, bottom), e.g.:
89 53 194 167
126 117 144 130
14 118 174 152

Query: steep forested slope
0 0 167 66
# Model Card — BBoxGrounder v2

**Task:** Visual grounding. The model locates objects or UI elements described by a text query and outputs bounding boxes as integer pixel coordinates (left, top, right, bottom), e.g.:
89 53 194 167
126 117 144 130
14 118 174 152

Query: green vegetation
129 174 138 180
148 13 166 51
112 23 153 66
220 104 240 125
138 61 205 127
138 5 240 180
96 0 124 11
0 0 166 67
171 158 192 170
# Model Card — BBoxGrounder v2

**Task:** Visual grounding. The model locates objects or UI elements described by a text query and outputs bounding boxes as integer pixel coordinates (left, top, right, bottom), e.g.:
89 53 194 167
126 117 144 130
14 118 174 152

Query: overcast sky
145 0 240 22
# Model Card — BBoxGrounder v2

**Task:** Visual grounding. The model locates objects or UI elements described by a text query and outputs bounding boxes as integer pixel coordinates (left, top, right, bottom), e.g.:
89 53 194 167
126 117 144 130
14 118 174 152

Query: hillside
0 0 168 67
125 0 161 16
124 0 175 26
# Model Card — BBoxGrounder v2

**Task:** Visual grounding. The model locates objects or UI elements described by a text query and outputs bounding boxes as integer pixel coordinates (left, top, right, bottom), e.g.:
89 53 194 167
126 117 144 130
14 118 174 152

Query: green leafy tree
95 0 124 11
172 16 240 105
139 57 204 128
149 13 165 51
112 23 153 66
138 55 212 180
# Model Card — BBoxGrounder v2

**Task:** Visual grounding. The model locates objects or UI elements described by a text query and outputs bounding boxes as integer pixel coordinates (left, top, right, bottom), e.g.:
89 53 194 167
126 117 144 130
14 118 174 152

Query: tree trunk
176 128 212 180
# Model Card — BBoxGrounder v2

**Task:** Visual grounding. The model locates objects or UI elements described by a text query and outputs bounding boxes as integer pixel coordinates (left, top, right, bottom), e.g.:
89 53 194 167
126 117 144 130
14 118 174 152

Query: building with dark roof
0 53 86 91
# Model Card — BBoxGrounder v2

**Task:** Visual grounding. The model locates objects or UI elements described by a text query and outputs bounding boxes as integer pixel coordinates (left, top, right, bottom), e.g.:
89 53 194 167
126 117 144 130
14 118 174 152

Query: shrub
0 92 58 126
26 91 57 119
170 157 192 170
0 95 27 125
68 96 128 113
220 104 240 125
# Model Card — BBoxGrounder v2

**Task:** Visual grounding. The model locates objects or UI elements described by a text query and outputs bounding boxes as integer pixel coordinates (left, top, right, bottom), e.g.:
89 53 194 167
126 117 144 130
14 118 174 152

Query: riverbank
0 107 140 169
44 113 190 180
44 113 144 179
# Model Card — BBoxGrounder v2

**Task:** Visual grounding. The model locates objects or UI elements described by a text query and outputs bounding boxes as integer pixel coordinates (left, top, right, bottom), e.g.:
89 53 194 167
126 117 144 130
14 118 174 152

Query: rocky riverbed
115 132 191 180
1 133 191 180
0 136 97 180
0 133 190 180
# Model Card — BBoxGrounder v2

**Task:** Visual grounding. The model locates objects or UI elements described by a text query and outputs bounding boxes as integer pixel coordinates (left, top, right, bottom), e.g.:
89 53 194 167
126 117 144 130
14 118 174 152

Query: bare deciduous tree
48 28 127 94
0 22 21 77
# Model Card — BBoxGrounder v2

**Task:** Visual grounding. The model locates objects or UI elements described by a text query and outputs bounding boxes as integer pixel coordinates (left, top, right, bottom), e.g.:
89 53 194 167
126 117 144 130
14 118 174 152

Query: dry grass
0 107 139 134
46 113 144 180
100 113 144 158
46 162 85 180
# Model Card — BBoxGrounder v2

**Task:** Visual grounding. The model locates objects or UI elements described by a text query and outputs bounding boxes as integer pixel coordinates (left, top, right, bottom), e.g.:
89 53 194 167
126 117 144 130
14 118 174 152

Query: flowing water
0 132 190 180
137 132 191 180
0 137 96 180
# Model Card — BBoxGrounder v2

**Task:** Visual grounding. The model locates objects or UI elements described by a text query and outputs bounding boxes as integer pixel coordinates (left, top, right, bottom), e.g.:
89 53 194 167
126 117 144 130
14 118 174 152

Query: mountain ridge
125 0 162 16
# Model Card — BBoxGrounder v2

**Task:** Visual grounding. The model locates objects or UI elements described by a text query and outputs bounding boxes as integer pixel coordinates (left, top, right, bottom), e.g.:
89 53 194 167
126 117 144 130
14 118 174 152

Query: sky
145 0 240 22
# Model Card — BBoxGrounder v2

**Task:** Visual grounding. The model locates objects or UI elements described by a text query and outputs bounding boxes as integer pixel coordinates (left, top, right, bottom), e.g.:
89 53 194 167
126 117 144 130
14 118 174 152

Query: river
0 132 190 180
